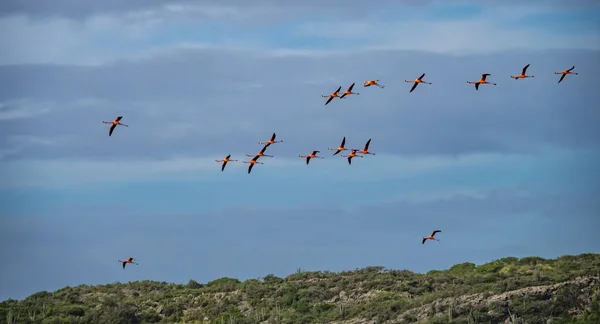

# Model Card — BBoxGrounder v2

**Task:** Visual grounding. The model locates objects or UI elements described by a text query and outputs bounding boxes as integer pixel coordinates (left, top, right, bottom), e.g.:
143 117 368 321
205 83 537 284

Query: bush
2 253 599 324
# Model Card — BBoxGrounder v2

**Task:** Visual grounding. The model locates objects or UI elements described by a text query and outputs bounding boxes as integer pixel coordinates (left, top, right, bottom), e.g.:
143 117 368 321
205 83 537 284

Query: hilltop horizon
4 251 600 302
2 253 599 323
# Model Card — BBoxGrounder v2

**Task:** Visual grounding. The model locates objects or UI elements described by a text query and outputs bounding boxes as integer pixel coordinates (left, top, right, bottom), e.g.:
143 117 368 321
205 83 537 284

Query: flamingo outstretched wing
364 139 371 151
410 82 418 93
558 74 567 83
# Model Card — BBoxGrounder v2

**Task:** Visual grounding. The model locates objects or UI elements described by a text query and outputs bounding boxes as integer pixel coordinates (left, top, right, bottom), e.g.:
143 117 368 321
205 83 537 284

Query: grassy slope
2 253 600 324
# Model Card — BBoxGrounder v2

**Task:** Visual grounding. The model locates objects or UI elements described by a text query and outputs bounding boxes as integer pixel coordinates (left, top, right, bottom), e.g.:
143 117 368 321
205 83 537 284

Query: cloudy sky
1 0 599 301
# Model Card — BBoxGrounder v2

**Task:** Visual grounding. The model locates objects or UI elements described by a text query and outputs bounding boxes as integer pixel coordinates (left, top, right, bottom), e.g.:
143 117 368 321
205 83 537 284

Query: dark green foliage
205 278 241 293
187 280 204 289
2 253 599 323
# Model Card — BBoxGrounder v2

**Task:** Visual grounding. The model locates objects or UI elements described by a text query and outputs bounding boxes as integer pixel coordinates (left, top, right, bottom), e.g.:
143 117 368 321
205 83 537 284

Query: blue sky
1 0 599 301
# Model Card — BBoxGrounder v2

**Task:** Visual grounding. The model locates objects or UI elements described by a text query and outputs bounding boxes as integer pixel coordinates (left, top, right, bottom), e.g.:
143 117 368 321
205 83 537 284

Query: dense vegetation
2 253 599 324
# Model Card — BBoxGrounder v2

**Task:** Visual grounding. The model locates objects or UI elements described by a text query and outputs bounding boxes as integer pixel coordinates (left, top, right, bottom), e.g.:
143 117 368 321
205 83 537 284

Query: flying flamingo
467 73 496 90
246 145 273 159
422 230 441 244
243 155 264 174
322 86 342 105
353 139 375 156
258 132 282 147
363 80 385 88
340 83 360 99
299 150 324 165
555 66 578 84
511 64 534 80
341 149 363 165
328 136 348 155
118 257 138 269
405 73 431 93
215 154 238 172
102 116 128 136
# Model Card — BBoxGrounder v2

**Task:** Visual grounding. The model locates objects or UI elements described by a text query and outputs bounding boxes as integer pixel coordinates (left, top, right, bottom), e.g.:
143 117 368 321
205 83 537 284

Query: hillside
2 254 599 324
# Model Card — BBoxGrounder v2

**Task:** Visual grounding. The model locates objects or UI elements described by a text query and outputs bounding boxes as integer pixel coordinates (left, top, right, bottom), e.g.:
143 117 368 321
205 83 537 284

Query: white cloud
0 11 179 65
5 134 80 149
0 151 555 189
0 156 220 188
295 17 600 54
378 183 536 205
0 2 597 65
0 99 52 120
1 45 598 164
161 3 280 20
0 147 21 160
3 0 593 19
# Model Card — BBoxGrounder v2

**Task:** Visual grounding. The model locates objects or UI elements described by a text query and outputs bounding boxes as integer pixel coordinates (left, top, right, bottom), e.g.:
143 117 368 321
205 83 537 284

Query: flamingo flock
215 134 375 173
102 65 579 136
216 133 283 174
101 64 579 268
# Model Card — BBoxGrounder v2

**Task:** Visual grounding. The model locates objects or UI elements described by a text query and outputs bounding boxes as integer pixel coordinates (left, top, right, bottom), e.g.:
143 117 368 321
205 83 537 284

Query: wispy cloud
2 146 598 192
296 19 600 54
1 2 598 65
1 47 598 165
5 134 73 147
0 99 51 120
2 0 597 19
